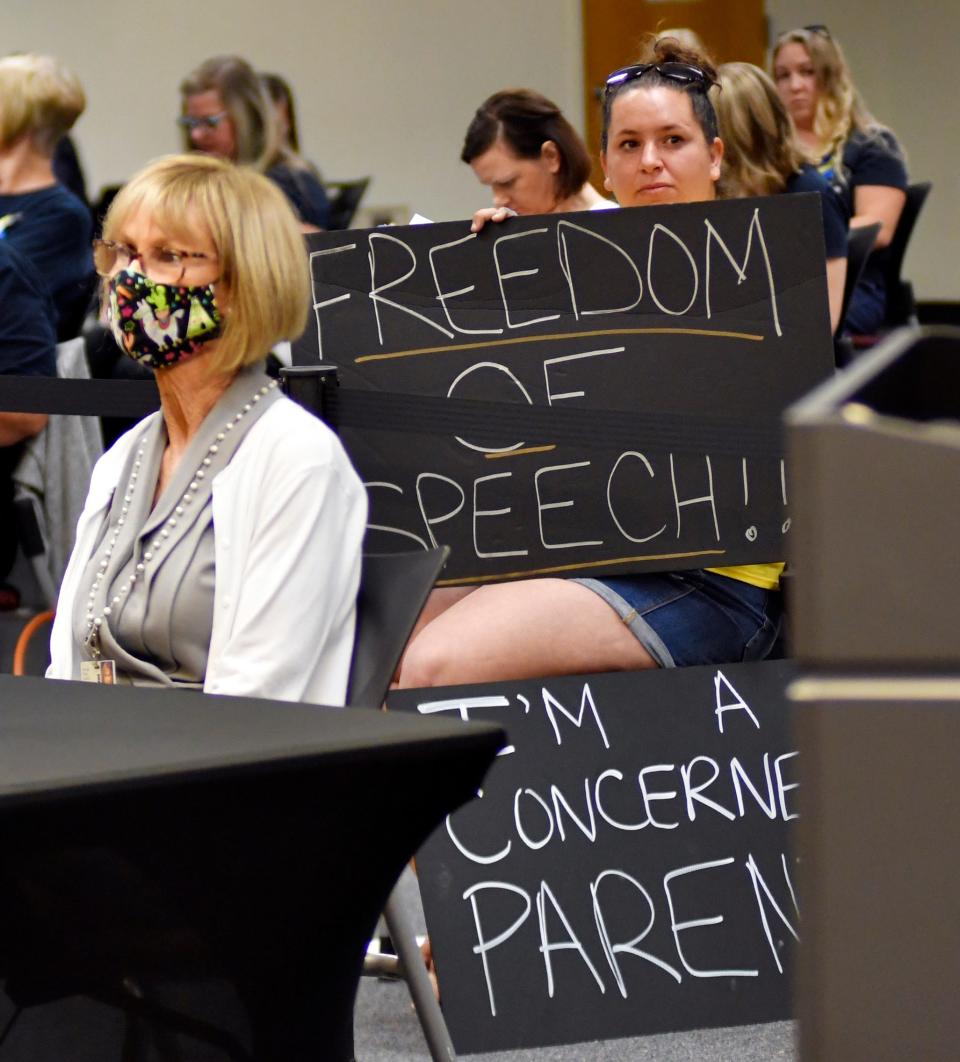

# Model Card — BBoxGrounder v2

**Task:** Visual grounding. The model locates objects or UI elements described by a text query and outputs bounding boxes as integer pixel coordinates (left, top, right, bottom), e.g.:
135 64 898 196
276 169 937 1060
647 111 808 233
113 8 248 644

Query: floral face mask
107 269 223 369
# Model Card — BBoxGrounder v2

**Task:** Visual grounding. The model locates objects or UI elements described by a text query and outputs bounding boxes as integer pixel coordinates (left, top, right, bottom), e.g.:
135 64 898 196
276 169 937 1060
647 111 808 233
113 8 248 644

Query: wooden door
582 0 768 186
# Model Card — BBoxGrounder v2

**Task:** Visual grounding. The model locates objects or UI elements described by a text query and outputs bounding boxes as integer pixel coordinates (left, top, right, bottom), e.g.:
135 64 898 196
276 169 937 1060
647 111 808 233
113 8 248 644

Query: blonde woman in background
714 61 847 332
0 53 92 336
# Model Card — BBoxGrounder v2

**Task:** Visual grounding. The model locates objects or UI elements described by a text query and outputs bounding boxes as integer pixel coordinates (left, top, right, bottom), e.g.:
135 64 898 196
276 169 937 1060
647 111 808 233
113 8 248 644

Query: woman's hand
470 205 516 233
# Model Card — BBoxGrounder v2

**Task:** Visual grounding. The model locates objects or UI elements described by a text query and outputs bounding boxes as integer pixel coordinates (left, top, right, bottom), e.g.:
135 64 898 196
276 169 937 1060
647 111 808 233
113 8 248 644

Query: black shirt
818 128 908 333
785 163 848 260
266 162 331 230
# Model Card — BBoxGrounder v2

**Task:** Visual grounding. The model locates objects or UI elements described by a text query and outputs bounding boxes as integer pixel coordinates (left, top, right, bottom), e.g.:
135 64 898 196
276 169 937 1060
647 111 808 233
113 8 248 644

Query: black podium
786 328 960 1061
0 675 504 1060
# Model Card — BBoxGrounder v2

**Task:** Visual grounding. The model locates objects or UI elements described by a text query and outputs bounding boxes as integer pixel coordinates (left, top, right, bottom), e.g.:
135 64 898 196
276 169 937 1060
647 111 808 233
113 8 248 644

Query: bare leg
406 587 476 644
391 587 477 688
395 578 656 688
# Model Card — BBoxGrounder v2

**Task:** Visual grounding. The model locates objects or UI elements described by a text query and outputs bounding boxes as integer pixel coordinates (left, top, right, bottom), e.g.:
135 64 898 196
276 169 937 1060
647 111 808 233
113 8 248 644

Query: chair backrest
837 222 881 339
12 338 104 607
346 547 450 708
278 365 446 708
325 178 371 231
882 181 932 327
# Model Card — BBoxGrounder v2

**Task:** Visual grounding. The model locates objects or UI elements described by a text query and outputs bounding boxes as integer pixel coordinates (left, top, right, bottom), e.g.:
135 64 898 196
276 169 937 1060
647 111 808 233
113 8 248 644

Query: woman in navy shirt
772 27 907 334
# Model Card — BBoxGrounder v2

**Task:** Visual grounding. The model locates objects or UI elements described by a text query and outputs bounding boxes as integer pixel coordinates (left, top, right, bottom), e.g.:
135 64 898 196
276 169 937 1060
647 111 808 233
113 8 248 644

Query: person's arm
0 247 58 443
846 131 908 249
816 180 850 334
850 185 906 249
0 412 47 447
825 257 848 334
205 435 367 705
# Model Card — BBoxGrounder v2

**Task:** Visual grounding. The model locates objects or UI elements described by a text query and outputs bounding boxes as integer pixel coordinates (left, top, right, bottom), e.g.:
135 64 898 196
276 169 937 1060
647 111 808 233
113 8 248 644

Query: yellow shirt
705 563 783 591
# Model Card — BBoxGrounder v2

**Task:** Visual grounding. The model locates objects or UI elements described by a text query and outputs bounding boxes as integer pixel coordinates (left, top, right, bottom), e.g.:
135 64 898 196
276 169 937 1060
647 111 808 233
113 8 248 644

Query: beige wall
766 1 958 301
8 0 956 299
7 0 582 224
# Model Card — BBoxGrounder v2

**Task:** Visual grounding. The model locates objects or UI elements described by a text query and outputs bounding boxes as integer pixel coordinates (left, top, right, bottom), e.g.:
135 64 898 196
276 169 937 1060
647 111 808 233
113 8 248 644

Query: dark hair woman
462 88 610 217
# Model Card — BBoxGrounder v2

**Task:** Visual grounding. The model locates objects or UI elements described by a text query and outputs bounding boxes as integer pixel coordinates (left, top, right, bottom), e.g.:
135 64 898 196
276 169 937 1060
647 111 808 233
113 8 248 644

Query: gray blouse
73 364 282 687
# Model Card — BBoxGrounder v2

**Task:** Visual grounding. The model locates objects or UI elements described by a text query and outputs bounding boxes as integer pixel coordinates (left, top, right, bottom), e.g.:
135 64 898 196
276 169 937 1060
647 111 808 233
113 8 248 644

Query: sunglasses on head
604 62 713 99
803 24 831 37
176 111 229 131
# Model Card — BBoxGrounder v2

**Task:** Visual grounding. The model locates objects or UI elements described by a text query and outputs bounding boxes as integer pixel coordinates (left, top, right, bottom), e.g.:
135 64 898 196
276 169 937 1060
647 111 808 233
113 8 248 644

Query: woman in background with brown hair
261 72 301 154
179 55 330 230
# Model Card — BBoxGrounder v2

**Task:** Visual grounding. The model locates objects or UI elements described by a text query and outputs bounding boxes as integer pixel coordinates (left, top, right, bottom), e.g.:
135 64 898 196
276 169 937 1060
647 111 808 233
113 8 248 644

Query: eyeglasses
604 62 714 98
803 24 831 37
176 111 230 132
93 239 216 285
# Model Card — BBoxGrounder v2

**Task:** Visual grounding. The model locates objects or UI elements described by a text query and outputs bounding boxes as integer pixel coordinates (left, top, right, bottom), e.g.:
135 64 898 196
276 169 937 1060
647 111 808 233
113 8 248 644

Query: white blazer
47 397 368 707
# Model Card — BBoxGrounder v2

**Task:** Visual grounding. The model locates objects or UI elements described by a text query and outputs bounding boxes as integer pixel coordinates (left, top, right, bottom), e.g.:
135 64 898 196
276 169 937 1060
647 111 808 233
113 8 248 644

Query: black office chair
324 178 370 231
847 181 932 355
347 548 448 708
835 222 881 367
345 549 461 1062
881 181 932 329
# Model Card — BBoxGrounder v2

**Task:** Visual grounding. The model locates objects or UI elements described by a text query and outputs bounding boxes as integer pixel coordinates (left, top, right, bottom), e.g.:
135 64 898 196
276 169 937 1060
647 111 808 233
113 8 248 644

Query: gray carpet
354 869 797 1061
355 978 796 1060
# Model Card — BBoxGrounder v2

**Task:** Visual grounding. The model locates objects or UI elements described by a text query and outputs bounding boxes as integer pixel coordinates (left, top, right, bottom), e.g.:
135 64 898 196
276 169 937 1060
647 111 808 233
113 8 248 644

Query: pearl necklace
85 377 279 659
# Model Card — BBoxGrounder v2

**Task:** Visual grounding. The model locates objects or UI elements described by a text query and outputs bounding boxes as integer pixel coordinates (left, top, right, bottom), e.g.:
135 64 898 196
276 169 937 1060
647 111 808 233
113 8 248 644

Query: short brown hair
0 53 85 156
461 89 592 201
103 154 309 374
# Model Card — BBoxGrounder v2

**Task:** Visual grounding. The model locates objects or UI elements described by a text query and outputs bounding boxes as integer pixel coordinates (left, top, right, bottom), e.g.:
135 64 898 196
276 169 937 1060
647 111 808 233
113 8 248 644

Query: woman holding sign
47 154 366 703
396 37 782 688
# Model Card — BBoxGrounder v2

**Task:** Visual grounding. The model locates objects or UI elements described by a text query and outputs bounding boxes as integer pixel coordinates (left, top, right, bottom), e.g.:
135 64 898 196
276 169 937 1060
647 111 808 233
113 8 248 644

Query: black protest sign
388 659 798 1054
296 196 833 583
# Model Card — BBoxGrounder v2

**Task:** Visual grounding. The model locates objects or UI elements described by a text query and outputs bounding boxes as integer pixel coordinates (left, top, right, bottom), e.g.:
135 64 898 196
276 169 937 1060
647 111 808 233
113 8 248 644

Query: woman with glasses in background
772 26 906 334
395 36 782 691
714 61 848 332
47 154 366 702
179 55 330 231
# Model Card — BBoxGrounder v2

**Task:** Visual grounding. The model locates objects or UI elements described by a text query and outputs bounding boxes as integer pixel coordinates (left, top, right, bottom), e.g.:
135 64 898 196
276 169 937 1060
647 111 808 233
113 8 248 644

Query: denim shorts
572 570 782 669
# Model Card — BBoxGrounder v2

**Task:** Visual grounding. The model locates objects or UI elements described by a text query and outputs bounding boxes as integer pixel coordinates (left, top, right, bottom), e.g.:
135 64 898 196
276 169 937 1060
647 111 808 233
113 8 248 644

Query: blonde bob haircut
0 53 85 155
102 154 309 375
772 28 876 154
714 63 805 199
